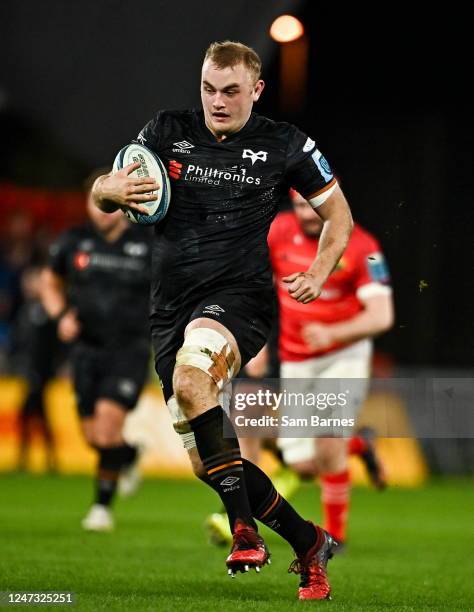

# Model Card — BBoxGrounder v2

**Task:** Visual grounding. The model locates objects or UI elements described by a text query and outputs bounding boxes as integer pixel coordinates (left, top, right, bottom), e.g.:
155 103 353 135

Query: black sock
96 476 117 506
121 444 138 467
243 459 317 555
94 446 134 507
189 406 256 532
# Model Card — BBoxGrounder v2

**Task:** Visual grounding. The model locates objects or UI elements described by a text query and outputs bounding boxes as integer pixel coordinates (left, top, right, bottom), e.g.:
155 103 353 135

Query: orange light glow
270 15 304 43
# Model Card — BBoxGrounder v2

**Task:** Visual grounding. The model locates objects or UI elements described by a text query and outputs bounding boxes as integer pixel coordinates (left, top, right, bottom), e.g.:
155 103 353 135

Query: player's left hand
283 271 323 304
301 322 335 350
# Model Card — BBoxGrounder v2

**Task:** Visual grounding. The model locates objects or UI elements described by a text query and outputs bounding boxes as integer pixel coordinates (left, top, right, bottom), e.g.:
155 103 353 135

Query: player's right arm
283 128 353 304
39 231 81 343
40 268 80 343
91 162 158 214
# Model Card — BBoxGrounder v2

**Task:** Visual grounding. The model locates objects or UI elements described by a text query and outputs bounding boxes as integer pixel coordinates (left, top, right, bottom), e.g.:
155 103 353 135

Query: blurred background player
207 189 393 547
9 265 67 471
40 177 152 531
269 189 393 547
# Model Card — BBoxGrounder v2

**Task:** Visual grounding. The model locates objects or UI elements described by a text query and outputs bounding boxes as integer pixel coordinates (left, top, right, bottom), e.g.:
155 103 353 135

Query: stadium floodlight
269 15 304 43
270 15 307 113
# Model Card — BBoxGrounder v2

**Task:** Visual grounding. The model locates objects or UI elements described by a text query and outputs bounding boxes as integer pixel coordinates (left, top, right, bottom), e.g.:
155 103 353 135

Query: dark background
1 0 472 367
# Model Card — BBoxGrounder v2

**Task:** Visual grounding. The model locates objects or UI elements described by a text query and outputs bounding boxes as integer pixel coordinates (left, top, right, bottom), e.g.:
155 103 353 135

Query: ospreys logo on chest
242 149 268 165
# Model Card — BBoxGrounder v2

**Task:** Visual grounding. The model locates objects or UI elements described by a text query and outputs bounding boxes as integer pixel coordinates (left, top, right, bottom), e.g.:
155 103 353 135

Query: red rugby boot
288 524 337 600
226 519 270 577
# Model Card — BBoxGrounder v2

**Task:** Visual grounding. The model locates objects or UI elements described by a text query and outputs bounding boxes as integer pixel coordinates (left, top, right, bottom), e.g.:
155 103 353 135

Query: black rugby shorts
72 340 150 417
150 287 275 402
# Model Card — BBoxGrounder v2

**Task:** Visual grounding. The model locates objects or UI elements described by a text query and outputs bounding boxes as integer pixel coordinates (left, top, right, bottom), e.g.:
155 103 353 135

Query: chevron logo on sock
220 476 240 487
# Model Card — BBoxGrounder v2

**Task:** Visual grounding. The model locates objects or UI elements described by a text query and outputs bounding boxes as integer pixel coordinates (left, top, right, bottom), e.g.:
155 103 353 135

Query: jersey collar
195 109 257 144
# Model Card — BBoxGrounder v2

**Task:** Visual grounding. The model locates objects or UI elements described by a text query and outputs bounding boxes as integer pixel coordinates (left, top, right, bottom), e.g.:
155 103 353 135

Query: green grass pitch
1 474 473 611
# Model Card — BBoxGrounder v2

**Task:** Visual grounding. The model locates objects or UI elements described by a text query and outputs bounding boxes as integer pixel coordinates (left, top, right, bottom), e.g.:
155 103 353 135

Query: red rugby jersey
268 212 391 361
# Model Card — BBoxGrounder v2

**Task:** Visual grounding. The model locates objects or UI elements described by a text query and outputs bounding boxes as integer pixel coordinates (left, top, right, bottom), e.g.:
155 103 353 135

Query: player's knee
83 429 96 447
173 366 215 413
93 425 123 448
80 419 95 447
315 438 347 474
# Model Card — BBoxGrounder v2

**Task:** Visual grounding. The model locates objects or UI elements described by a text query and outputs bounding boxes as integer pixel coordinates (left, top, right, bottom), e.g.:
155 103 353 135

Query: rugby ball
112 143 171 225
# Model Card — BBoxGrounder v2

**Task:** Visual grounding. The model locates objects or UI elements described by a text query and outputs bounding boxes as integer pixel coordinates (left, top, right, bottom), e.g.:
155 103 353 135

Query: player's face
201 60 264 139
292 193 324 237
87 197 125 233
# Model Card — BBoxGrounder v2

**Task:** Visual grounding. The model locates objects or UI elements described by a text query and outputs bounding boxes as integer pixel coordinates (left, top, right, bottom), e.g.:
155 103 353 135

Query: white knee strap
175 327 236 389
166 383 232 451
167 396 196 450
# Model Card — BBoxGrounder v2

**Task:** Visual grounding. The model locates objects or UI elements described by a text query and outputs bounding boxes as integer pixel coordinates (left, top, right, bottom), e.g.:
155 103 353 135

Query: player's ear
252 80 265 102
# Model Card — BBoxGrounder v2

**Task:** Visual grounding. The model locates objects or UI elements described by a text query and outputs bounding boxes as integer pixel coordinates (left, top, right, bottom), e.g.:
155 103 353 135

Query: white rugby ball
112 143 171 225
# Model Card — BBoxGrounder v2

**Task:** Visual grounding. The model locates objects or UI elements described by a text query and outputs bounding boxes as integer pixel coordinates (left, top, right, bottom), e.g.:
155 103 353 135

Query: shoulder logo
242 149 268 165
137 130 146 145
303 137 315 152
173 140 194 153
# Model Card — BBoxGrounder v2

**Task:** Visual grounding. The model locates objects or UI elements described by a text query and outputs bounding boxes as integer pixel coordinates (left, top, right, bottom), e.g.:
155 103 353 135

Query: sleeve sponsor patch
311 149 334 182
366 252 390 283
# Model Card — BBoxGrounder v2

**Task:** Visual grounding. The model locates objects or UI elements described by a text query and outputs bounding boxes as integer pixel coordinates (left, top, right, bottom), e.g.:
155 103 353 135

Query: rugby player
40 186 152 531
206 193 391 548
270 189 393 546
91 41 353 600
13 266 63 472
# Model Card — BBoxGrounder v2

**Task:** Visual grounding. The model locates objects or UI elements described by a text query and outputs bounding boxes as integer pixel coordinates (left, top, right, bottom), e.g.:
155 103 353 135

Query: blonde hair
204 41 262 83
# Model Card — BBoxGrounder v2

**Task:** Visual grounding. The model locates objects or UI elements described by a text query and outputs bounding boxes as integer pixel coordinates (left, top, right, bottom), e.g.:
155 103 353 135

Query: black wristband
53 306 69 322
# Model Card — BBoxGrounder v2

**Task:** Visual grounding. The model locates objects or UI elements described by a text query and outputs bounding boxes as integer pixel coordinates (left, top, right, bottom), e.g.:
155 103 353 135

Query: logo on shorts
118 379 136 398
220 476 240 487
242 149 268 165
203 304 225 316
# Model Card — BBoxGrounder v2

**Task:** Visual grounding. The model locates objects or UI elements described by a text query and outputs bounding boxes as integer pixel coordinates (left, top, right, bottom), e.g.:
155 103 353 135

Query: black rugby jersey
49 223 152 347
135 109 336 312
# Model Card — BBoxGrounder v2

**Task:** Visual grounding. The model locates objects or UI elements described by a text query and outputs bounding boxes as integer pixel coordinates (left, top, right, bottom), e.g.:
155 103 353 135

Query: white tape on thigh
166 396 196 450
175 327 236 389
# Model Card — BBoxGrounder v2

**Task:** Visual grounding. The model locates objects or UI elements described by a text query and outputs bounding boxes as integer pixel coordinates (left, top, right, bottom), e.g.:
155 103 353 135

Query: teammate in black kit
40 186 152 532
92 42 353 600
